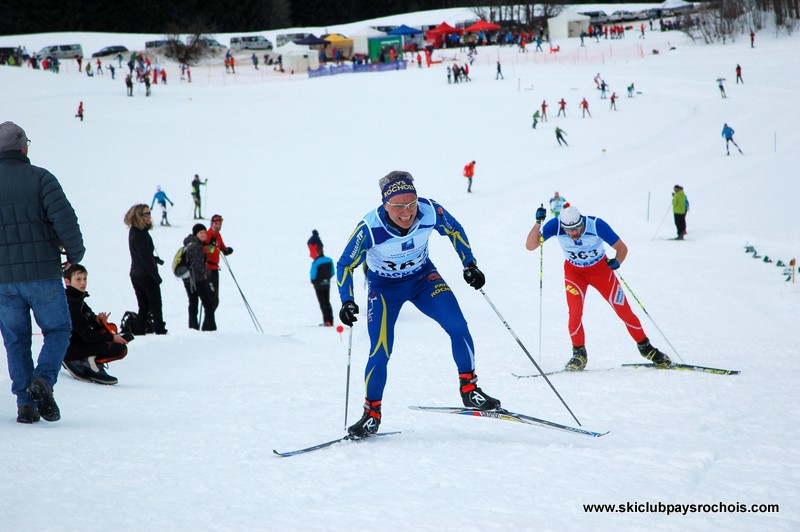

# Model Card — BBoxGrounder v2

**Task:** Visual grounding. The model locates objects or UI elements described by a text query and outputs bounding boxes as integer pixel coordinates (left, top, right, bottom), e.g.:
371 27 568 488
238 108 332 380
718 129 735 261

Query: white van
229 36 273 51
36 44 84 60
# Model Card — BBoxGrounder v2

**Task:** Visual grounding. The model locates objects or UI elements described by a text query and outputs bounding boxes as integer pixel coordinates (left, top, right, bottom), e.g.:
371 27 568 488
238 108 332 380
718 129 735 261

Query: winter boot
16 404 40 424
62 359 92 382
86 357 119 385
637 338 672 367
459 372 501 410
26 376 60 422
347 399 381 438
565 345 588 371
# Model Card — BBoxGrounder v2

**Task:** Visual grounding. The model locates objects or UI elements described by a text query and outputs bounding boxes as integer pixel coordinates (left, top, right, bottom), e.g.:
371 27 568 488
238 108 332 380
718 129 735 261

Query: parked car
229 35 273 51
193 37 224 48
36 44 83 60
145 39 183 50
92 45 128 57
611 10 637 23
578 11 611 24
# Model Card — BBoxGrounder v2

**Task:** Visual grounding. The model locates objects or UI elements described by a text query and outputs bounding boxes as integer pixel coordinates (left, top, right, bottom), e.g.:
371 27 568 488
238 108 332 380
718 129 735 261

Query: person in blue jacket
150 185 174 226
336 170 501 438
721 123 741 155
308 231 334 326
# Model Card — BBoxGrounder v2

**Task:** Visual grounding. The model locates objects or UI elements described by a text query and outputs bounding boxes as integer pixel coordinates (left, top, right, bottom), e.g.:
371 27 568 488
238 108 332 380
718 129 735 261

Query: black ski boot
565 346 587 371
637 338 672 367
347 399 381 439
459 372 501 410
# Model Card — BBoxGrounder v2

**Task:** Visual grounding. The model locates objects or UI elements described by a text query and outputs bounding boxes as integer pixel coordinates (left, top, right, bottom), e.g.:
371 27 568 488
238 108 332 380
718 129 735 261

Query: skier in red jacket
203 214 234 320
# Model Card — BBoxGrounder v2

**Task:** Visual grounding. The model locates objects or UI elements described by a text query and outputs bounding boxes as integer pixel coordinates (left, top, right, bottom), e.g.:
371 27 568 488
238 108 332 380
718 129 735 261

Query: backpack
172 244 191 279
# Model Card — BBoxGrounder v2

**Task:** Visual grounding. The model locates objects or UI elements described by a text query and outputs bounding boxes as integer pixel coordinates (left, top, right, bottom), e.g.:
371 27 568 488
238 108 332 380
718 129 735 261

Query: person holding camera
62 264 129 385
124 204 167 335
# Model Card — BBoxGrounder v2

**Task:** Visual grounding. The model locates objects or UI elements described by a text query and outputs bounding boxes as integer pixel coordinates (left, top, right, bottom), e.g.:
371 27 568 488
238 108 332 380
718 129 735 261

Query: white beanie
559 204 583 229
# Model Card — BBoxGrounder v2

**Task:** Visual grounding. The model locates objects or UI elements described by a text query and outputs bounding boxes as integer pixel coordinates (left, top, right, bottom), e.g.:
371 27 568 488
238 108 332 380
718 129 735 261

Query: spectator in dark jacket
124 203 167 335
308 231 334 326
183 223 215 331
0 121 85 424
62 264 128 385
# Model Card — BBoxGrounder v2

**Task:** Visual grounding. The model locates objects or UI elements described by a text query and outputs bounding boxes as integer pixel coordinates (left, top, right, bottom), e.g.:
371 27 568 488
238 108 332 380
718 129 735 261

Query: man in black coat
0 121 85 424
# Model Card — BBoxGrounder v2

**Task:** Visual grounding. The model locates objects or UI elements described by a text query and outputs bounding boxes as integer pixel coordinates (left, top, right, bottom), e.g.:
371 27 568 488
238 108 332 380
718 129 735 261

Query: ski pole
616 273 685 363
479 288 582 427
221 254 263 333
537 229 544 365
344 326 353 431
651 202 671 240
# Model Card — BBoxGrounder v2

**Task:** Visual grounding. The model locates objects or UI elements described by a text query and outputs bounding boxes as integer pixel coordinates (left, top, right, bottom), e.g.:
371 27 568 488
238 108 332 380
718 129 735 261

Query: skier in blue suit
150 186 174 226
336 170 501 438
721 123 741 155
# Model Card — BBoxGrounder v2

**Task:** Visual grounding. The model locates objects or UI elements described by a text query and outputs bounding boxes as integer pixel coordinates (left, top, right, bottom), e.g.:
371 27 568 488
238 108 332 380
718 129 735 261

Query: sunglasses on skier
385 199 418 211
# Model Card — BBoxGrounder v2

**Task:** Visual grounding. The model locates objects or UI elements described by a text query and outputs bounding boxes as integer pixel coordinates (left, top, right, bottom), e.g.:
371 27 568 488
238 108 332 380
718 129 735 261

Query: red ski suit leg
563 260 646 346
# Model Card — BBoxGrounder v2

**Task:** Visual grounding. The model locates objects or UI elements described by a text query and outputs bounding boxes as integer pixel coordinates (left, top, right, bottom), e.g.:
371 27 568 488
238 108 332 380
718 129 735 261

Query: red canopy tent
464 20 501 33
425 22 463 47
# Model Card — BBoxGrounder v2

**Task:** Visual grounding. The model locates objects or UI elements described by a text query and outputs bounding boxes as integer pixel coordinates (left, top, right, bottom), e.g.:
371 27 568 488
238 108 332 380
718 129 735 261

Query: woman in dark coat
124 204 167 335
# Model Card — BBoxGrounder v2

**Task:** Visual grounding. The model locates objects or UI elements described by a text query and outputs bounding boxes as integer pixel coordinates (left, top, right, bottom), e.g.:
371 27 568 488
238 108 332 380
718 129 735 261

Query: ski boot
637 338 672 367
459 371 501 410
347 399 381 439
565 346 587 371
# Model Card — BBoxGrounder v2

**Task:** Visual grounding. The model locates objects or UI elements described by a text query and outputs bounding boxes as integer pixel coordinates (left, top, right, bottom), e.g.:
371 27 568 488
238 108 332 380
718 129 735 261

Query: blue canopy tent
387 24 424 49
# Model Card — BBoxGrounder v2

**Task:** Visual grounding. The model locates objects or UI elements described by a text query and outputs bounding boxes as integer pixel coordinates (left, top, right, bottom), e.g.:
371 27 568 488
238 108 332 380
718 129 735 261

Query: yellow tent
322 33 354 60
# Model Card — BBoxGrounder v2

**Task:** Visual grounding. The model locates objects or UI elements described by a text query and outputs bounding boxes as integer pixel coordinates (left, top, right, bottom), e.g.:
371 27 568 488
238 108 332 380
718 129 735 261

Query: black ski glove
606 258 620 270
339 301 359 327
223 247 234 256
535 205 547 223
463 262 485 290
155 257 164 266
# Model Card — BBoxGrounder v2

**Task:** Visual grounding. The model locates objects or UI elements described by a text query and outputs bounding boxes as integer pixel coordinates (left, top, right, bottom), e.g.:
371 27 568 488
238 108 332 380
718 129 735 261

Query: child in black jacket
62 264 129 385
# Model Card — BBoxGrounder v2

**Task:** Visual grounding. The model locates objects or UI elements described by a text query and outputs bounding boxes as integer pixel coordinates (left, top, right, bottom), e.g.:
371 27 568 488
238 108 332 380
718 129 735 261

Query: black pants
314 284 334 324
130 275 166 334
674 213 686 237
65 340 127 364
184 279 216 330
209 269 220 311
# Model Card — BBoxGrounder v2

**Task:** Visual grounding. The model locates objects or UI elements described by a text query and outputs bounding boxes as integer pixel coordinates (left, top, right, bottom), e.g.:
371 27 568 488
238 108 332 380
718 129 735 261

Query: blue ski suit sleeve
336 220 373 303
429 199 477 267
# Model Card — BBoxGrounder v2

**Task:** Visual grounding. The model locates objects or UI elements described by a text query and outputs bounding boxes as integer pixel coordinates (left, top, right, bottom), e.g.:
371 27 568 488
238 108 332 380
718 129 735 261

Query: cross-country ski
273 431 401 457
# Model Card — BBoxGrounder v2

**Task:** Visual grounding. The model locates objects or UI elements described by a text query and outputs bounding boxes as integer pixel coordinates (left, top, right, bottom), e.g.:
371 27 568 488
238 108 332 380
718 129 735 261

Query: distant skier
557 98 567 117
541 100 548 121
150 186 174 226
627 83 635 98
191 174 207 219
555 126 568 146
610 92 618 110
750 30 755 48
599 80 608 99
580 98 591 118
125 74 133 96
463 160 476 193
721 123 742 155
496 60 503 80
549 191 567 217
717 77 727 98
251 53 258 70
735 64 743 84
532 110 540 129
75 101 84 122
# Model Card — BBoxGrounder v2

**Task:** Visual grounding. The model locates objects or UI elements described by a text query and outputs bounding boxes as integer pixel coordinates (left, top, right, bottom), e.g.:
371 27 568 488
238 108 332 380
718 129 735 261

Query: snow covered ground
1 6 799 531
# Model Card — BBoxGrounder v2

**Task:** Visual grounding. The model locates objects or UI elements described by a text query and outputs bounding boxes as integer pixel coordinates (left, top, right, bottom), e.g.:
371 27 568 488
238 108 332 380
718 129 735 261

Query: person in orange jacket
463 160 476 193
557 98 567 117
204 214 234 315
75 101 84 121
580 98 591 118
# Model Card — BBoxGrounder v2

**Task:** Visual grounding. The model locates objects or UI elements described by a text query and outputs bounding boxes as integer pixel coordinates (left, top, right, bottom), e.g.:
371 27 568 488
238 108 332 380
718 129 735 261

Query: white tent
547 11 591 40
351 26 386 55
275 41 320 73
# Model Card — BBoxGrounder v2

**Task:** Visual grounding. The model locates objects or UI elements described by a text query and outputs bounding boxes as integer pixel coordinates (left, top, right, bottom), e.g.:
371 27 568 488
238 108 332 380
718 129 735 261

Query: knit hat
308 229 323 247
211 214 223 223
192 223 207 236
674 184 683 190
559 204 583 230
379 171 417 202
0 121 29 151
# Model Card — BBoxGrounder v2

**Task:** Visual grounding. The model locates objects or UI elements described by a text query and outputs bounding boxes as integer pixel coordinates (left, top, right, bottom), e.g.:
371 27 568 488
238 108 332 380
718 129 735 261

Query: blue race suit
337 198 478 400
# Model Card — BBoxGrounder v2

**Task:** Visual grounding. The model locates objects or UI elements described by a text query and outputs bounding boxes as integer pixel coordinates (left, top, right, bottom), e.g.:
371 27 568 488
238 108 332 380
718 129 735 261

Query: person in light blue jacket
150 186 174 226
